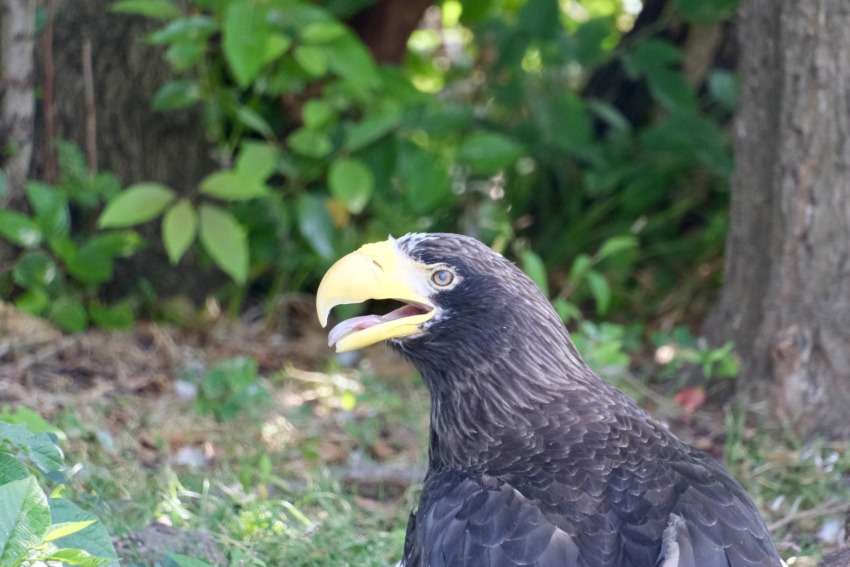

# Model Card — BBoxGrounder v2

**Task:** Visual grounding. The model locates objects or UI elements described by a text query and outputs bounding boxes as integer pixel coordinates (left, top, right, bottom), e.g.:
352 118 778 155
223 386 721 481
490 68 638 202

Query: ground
0 301 847 566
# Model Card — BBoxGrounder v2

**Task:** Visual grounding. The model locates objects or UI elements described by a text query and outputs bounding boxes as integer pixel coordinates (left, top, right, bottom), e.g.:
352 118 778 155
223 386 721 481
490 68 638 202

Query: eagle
316 233 783 567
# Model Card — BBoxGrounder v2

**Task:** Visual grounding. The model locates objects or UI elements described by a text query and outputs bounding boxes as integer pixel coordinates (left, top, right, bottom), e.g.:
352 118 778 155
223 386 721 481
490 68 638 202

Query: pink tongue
327 315 385 347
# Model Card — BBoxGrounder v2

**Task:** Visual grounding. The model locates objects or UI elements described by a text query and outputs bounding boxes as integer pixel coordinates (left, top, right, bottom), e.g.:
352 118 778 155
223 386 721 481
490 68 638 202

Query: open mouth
327 303 432 349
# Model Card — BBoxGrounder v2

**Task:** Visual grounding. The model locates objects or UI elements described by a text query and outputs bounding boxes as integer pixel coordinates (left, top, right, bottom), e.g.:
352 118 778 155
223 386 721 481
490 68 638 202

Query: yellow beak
316 239 435 352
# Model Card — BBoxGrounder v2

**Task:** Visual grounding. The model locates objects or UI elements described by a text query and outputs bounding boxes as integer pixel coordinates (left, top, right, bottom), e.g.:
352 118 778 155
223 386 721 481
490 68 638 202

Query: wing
404 470 580 567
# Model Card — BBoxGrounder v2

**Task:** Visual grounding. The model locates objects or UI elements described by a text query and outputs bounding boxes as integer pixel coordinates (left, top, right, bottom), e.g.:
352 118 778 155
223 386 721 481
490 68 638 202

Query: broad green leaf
26 181 70 238
88 301 134 330
13 252 58 288
236 142 277 181
293 45 328 77
456 131 524 175
98 183 176 227
0 408 66 440
0 477 50 566
14 289 49 315
85 231 145 258
152 80 201 110
49 297 89 332
0 422 63 473
201 171 269 200
675 0 737 23
235 106 275 139
0 210 42 247
49 499 119 567
708 70 738 111
323 34 380 90
43 521 96 542
223 0 269 87
296 195 334 260
288 128 332 158
0 453 29 485
164 42 206 71
147 15 217 44
111 0 181 19
520 250 549 298
170 553 215 567
302 100 335 129
0 170 7 198
568 254 592 282
596 236 638 260
398 143 451 214
162 199 197 264
198 204 248 283
263 34 292 64
65 243 115 285
539 93 592 154
586 271 611 315
344 104 402 152
552 299 581 324
518 0 560 40
328 158 374 214
300 21 346 43
40 547 112 566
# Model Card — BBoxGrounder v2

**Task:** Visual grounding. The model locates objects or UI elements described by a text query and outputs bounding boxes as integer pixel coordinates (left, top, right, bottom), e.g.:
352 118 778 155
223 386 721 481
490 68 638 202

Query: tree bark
349 0 434 64
704 0 850 439
30 0 218 192
0 0 37 205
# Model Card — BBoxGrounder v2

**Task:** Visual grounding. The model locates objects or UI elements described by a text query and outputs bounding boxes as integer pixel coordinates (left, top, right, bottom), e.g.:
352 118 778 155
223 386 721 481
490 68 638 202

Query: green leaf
98 183 176 228
323 34 381 90
328 158 374 214
0 454 29 485
568 253 592 282
708 70 738 111
26 181 70 238
456 131 524 175
151 80 201 110
147 15 217 44
302 100 335 129
0 477 50 565
236 142 277 181
235 106 275 139
13 252 58 288
300 21 346 43
85 231 145 258
520 250 549 298
288 128 333 158
263 33 292 64
88 301 135 330
49 297 89 332
0 170 7 199
49 499 119 567
343 105 402 152
0 422 64 473
110 0 181 19
170 553 215 567
42 521 96 542
675 0 737 23
296 195 334 260
552 299 581 324
14 289 49 315
164 42 206 71
398 143 452 214
539 93 593 154
200 171 269 200
0 210 42 248
596 236 638 260
293 45 328 77
162 199 197 264
586 271 611 315
223 0 269 87
40 547 112 566
198 204 248 283
518 0 560 40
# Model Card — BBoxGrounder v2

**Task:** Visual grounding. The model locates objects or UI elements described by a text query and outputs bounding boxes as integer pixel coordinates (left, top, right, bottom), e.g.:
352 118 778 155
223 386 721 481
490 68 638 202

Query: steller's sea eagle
316 233 783 567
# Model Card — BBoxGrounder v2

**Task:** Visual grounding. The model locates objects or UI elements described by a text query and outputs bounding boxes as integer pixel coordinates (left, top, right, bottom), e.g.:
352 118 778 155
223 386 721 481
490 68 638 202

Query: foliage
0 142 141 331
188 356 270 421
101 0 737 324
0 413 119 567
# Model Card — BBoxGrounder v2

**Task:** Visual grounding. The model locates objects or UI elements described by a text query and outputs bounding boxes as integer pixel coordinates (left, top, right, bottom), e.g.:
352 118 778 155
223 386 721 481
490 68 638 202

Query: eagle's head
316 233 583 394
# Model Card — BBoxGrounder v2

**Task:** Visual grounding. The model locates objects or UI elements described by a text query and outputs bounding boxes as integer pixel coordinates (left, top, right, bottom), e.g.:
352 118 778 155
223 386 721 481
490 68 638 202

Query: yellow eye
431 269 454 287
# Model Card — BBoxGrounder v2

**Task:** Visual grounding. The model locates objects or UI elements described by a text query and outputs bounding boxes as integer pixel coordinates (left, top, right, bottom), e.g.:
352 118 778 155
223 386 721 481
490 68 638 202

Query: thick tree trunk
704 0 850 439
0 0 37 205
30 0 217 192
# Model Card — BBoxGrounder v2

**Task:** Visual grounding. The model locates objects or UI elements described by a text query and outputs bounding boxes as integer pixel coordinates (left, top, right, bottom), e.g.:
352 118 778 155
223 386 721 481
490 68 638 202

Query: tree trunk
30 0 218 192
704 0 850 439
0 0 37 205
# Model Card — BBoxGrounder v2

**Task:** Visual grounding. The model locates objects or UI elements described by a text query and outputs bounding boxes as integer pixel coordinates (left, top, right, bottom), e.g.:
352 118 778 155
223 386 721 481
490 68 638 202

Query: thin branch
768 499 848 533
40 0 57 183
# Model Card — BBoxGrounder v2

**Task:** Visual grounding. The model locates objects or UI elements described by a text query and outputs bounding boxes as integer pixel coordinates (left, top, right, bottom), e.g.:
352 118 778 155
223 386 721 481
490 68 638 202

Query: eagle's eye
431 269 454 287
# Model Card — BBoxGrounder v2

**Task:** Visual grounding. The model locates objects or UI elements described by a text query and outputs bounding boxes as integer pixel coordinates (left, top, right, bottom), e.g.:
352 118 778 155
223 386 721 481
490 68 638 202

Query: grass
34 342 850 566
